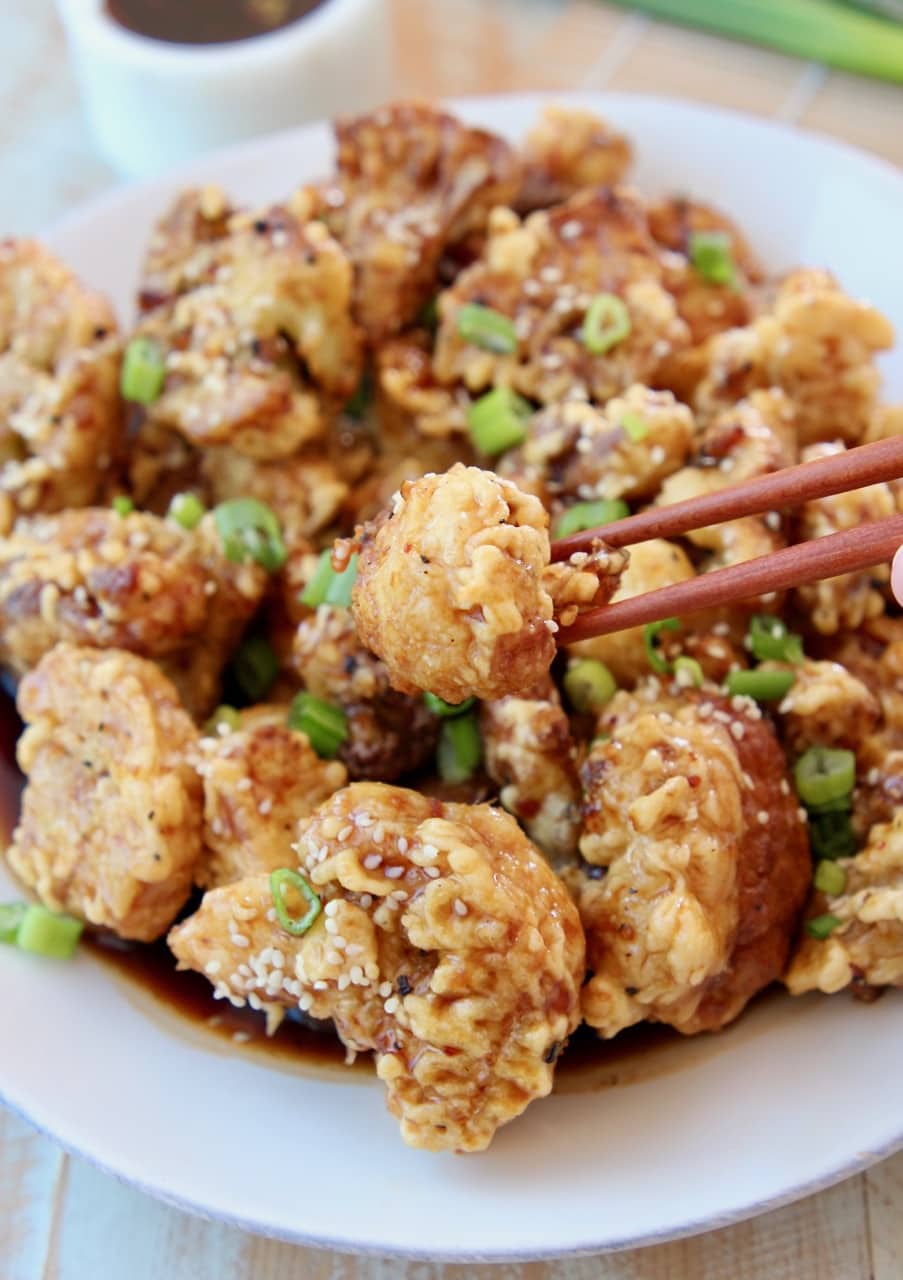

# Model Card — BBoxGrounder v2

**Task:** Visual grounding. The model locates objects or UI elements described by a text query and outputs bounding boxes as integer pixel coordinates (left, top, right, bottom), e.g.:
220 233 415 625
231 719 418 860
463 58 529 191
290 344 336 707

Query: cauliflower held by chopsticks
170 781 585 1152
346 463 626 704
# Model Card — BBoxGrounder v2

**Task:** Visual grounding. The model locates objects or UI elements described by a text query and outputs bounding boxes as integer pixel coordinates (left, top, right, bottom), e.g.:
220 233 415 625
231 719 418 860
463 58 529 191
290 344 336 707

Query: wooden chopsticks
552 434 903 646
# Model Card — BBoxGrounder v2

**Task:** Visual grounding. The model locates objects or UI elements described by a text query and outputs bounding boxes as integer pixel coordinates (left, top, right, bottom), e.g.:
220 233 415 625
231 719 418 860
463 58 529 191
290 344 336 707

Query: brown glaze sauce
105 0 328 47
0 685 767 1093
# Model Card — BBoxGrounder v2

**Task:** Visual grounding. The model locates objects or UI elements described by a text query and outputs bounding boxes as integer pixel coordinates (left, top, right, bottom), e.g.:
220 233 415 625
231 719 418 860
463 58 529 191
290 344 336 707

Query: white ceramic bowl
55 0 392 178
2 93 903 1261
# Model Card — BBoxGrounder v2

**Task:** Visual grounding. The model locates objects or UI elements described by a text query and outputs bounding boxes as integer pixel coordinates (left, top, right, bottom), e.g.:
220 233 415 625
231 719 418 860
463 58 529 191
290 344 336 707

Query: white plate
2 93 903 1262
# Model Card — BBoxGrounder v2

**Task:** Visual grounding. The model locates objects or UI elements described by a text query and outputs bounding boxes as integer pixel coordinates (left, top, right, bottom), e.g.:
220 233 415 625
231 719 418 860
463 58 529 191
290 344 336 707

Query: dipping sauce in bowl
105 0 329 45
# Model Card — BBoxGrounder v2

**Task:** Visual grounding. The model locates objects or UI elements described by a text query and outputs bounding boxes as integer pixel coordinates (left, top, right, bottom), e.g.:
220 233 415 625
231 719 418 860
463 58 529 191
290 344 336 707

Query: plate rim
4 89 902 1260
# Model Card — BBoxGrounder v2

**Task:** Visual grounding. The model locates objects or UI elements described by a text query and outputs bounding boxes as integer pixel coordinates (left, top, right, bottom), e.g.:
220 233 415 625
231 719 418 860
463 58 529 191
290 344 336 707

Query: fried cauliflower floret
170 782 585 1151
321 101 521 341
695 269 894 445
501 384 694 510
0 508 265 701
568 539 695 685
8 645 202 941
425 191 689 416
196 705 347 889
480 690 580 860
293 602 438 781
775 659 880 756
127 420 202 515
376 335 469 439
349 465 624 703
792 441 895 635
574 686 809 1037
134 206 363 459
0 239 122 532
137 186 234 311
517 106 632 212
786 810 903 996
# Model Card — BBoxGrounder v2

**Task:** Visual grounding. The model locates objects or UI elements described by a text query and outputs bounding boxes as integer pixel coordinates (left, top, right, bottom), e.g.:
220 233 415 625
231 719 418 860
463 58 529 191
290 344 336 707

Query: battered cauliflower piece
575 685 809 1037
349 465 625 703
127 420 202 516
137 186 234 311
567 539 695 685
695 269 894 445
516 106 632 212
134 204 364 459
792 441 895 635
0 509 265 712
293 602 438 781
320 101 522 340
0 239 122 532
169 782 585 1152
480 690 581 860
8 645 202 942
786 810 903 996
501 384 694 509
197 705 347 889
774 659 880 756
426 190 689 416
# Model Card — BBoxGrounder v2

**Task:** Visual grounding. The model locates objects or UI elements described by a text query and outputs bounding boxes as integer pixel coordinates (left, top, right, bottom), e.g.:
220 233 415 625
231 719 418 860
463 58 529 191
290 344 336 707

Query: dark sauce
0 683 762 1093
105 0 329 47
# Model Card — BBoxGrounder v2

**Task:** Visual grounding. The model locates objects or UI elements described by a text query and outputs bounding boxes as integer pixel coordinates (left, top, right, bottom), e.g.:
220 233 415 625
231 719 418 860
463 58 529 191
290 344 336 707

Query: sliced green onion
112 495 134 517
644 617 680 675
748 614 804 664
288 692 348 758
0 901 26 945
214 497 287 573
794 747 856 810
231 636 278 703
437 710 482 784
809 810 858 861
554 498 629 539
457 303 518 355
806 912 842 941
168 492 206 531
814 860 847 896
121 336 166 405
423 692 476 718
581 293 631 355
325 553 359 608
269 868 321 937
688 230 736 286
418 295 439 333
204 705 241 736
468 386 531 456
673 655 704 688
621 410 649 442
15 904 83 959
725 668 795 701
345 370 373 421
564 659 617 712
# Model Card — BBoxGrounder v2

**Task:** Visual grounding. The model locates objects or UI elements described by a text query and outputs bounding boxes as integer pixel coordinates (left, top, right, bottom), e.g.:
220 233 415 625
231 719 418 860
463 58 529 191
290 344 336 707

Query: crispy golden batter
427 191 690 413
480 690 580 860
501 384 694 510
792 441 895 635
695 269 894 445
349 464 623 703
517 106 632 212
293 601 438 781
197 705 347 889
0 509 265 714
574 685 809 1036
321 101 521 340
9 645 202 941
786 811 903 996
170 782 585 1152
775 659 880 756
127 420 202 516
0 239 122 532
567 539 696 684
135 205 363 459
137 186 234 311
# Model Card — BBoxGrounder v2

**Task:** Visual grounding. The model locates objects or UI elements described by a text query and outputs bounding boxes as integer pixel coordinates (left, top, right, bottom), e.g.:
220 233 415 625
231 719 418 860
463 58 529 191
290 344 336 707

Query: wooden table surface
2 0 902 1275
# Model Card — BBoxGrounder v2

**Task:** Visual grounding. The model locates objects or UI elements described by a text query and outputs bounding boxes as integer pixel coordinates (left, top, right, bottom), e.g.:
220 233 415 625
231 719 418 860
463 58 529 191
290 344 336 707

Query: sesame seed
345 943 363 957
337 974 351 992
204 960 222 976
650 445 666 465
397 837 409 854
349 965 363 983
359 894 373 909
757 811 770 825
237 777 252 792
384 996 400 1014
313 980 328 990
337 825 354 842
258 797 272 816
324 900 339 917
333 935 347 949
325 918 338 934
780 779 790 795
363 854 382 870
420 844 438 862
326 950 341 965
391 890 408 902
385 865 404 879
230 932 249 948
730 722 745 741
453 899 468 917
299 993 313 1012
372 825 384 843
560 219 583 240
425 867 441 878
